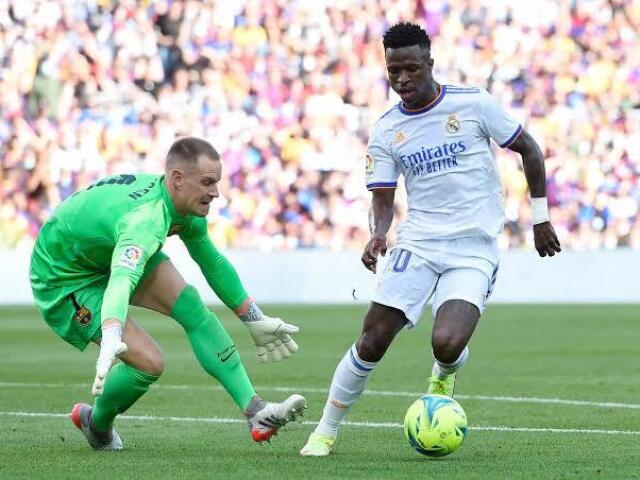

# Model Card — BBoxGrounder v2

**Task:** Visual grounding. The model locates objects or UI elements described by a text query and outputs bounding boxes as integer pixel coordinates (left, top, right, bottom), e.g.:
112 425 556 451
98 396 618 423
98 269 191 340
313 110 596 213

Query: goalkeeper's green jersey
30 173 248 334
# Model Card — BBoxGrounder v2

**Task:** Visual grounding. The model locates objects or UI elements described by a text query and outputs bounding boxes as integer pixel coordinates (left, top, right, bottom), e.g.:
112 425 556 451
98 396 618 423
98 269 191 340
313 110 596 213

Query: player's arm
478 88 561 258
508 131 562 258
184 234 248 311
93 210 164 395
362 120 399 273
182 221 299 362
362 188 395 273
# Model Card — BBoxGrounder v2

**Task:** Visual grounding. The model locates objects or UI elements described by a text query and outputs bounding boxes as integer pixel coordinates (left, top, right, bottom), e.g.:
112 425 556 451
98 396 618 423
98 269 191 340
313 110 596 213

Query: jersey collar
399 85 446 116
160 176 187 224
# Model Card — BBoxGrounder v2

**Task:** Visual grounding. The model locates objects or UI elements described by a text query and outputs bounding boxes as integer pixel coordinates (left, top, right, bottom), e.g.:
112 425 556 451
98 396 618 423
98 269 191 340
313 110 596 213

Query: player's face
385 45 434 108
173 155 222 217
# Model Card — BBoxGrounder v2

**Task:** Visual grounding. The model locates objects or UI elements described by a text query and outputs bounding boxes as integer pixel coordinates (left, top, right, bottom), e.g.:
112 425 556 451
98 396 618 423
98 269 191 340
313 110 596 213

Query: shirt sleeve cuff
366 182 398 190
499 125 523 148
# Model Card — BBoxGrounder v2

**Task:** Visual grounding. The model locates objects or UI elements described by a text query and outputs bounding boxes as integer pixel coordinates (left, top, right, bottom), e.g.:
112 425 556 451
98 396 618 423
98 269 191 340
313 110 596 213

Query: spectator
1 0 638 251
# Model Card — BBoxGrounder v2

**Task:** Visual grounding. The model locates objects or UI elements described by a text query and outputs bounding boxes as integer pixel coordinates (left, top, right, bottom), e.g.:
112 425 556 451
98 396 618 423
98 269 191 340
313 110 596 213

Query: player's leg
301 304 406 457
131 257 258 410
428 267 493 396
90 317 164 428
427 299 478 396
31 273 163 450
302 249 436 456
72 317 164 450
131 257 304 441
318 302 407 433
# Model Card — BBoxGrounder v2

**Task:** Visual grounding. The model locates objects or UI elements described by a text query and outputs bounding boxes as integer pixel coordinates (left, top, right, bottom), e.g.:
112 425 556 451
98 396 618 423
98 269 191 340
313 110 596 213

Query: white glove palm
245 316 299 363
92 323 128 396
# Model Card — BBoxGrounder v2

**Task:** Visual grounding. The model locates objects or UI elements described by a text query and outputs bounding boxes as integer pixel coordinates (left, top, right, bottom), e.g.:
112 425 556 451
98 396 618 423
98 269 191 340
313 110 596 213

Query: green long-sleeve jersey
30 173 249 324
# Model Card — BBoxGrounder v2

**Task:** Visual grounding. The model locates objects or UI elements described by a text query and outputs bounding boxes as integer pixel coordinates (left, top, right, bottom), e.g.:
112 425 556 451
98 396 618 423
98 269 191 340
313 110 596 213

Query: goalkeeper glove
92 321 128 396
240 303 299 362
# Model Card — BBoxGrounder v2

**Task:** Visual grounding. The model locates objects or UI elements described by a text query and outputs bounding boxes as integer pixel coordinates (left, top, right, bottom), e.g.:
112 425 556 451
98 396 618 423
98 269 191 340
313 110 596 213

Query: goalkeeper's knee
170 285 210 331
136 346 165 377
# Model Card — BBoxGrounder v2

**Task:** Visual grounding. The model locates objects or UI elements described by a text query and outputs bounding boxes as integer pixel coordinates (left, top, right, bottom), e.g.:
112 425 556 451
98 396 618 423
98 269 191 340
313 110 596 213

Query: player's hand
92 322 127 396
533 222 562 257
361 234 387 273
245 316 299 363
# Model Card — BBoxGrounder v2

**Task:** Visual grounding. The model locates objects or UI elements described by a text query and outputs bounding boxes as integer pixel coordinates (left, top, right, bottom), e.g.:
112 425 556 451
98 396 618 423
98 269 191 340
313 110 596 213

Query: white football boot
247 394 306 443
70 403 123 451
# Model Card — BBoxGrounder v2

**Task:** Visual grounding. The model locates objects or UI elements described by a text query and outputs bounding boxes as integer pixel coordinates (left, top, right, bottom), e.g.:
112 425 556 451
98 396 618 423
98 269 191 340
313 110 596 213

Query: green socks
91 285 256 431
92 363 159 431
170 286 256 411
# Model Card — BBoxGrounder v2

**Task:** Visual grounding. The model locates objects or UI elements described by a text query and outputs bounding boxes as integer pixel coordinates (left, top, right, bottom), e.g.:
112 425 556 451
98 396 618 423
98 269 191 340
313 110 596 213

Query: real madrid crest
446 113 460 134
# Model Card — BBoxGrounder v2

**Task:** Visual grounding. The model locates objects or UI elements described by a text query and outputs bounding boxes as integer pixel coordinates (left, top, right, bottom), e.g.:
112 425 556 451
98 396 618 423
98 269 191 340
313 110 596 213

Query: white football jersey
365 85 522 243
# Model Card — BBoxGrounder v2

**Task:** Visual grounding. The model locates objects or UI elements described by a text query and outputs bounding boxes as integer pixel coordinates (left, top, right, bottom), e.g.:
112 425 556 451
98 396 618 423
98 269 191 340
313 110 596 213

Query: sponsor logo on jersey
365 153 374 176
118 246 143 270
446 113 460 134
399 140 467 177
394 131 407 143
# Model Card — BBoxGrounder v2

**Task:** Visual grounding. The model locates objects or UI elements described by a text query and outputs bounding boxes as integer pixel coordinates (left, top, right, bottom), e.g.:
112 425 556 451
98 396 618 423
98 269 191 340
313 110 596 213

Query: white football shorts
372 236 499 327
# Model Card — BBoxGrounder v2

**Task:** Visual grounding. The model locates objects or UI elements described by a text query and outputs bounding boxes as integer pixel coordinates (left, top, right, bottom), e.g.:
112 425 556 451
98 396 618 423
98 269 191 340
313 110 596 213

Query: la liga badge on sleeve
118 246 143 270
365 153 375 176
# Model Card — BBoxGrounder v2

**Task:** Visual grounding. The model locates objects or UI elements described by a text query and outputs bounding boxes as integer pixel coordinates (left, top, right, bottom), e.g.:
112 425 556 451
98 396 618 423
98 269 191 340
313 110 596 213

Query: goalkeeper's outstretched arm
184 235 299 362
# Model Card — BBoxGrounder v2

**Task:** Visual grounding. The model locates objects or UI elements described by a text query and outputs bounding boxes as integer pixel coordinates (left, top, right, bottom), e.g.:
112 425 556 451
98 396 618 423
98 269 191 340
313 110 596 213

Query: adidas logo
394 131 406 143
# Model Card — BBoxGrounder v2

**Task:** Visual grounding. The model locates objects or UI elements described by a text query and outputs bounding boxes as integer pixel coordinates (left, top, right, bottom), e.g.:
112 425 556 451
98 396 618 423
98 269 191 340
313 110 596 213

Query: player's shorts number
392 249 412 273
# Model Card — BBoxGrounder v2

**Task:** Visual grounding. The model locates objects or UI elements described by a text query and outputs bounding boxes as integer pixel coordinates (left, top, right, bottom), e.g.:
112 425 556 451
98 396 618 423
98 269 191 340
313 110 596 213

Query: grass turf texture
1 304 639 479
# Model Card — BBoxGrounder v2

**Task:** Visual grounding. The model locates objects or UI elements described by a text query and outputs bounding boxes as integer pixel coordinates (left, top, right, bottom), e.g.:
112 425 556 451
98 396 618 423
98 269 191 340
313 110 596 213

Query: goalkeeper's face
171 155 222 217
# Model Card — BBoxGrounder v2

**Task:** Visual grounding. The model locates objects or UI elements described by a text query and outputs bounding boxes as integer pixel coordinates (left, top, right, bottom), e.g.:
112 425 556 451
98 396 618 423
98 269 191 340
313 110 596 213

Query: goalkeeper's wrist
238 301 263 323
101 321 123 343
531 197 549 225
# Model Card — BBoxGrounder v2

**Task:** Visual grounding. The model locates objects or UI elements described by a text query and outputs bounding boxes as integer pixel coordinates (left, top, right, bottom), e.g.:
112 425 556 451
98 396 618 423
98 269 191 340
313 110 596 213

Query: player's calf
431 299 479 362
431 329 469 364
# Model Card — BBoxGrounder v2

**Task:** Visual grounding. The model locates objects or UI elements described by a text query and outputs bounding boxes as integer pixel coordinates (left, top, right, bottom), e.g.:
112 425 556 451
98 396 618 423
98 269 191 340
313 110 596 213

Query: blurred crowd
1 0 639 251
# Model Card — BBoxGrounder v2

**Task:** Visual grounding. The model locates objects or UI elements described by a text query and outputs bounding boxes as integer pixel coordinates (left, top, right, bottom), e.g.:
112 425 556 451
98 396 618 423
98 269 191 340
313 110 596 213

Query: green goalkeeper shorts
32 251 170 351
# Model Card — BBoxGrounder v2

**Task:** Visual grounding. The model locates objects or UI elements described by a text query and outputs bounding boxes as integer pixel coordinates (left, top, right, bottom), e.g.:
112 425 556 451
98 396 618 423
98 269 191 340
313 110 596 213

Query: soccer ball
403 394 468 457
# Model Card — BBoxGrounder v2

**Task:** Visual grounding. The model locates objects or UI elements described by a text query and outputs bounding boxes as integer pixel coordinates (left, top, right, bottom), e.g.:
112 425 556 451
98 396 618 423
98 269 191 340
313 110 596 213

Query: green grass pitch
1 304 639 479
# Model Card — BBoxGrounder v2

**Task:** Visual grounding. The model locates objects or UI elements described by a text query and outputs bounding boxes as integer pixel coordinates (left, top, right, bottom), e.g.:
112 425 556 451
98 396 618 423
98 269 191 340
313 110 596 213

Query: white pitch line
1 382 640 411
454 394 640 410
472 426 640 436
1 411 639 436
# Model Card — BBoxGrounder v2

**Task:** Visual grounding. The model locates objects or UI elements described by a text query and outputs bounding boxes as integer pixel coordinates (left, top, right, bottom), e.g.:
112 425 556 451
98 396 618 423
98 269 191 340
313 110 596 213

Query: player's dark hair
383 22 431 51
166 136 219 166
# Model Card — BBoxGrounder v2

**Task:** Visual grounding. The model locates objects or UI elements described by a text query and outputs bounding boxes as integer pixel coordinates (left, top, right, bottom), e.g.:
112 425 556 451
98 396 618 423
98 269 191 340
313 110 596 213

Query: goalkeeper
30 137 305 450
